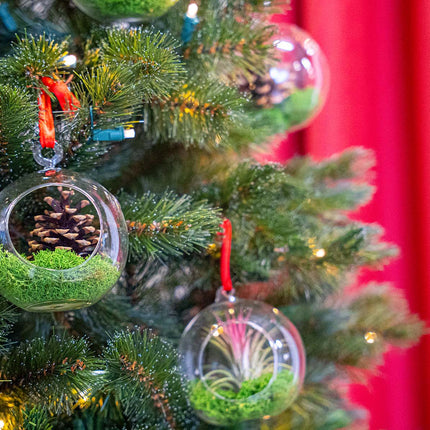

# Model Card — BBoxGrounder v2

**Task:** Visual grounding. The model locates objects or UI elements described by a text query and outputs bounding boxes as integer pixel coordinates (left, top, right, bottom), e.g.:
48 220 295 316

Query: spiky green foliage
0 84 37 188
21 406 53 430
103 329 196 429
196 150 396 301
73 64 143 126
0 335 99 415
183 1 276 81
0 298 17 353
0 84 36 146
348 284 425 345
0 33 69 84
121 191 221 261
143 77 246 147
101 27 184 99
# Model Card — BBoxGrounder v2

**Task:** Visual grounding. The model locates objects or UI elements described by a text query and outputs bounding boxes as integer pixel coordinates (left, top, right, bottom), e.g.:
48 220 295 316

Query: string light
186 2 198 18
60 54 78 68
313 248 326 258
364 331 377 344
181 2 199 44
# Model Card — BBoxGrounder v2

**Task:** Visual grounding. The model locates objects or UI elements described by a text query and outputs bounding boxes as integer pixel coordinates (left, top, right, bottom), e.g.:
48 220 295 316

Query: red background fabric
271 1 430 428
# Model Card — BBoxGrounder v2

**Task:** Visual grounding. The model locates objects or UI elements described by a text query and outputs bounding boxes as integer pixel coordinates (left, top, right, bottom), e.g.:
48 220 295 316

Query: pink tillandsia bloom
214 309 257 381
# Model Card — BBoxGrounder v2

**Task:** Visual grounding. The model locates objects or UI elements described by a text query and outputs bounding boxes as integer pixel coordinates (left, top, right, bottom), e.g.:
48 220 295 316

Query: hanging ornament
240 23 329 132
73 0 179 23
0 79 128 312
179 219 305 426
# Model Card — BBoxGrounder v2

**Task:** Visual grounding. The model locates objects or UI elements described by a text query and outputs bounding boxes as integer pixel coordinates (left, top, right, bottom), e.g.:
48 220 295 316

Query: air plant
203 308 279 394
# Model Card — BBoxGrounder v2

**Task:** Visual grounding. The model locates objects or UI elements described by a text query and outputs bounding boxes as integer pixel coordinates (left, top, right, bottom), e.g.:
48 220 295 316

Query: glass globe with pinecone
28 187 100 258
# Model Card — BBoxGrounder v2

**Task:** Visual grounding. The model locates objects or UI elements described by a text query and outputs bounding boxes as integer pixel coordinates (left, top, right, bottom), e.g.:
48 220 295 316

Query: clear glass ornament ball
73 0 179 22
179 297 305 426
0 169 128 312
261 23 329 131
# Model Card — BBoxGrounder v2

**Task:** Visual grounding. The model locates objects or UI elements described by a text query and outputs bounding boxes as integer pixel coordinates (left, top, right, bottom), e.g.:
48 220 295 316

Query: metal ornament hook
215 286 237 303
32 142 64 170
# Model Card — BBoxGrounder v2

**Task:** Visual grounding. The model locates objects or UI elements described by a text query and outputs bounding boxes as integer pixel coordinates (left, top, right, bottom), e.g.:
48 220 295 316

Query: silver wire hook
32 143 64 170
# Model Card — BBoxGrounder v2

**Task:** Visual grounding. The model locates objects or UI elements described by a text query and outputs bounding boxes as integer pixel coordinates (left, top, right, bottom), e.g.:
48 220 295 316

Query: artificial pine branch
120 191 221 261
0 84 37 189
0 298 17 353
197 160 396 299
143 78 246 148
348 284 426 344
284 284 424 369
73 63 142 126
21 406 53 430
0 33 69 85
183 1 276 82
100 27 185 99
0 336 99 415
276 384 354 430
284 147 376 211
102 329 196 429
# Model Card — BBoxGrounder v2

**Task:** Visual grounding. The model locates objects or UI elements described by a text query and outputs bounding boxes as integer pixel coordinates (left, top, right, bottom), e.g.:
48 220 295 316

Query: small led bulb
186 2 198 18
123 128 136 139
61 54 77 68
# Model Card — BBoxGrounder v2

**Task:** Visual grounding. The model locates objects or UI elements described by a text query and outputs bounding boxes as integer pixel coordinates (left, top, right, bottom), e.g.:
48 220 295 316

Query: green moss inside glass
0 247 119 311
74 0 179 21
189 369 296 425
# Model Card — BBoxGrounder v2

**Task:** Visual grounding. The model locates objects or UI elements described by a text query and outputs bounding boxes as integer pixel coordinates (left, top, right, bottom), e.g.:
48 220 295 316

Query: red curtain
273 1 430 428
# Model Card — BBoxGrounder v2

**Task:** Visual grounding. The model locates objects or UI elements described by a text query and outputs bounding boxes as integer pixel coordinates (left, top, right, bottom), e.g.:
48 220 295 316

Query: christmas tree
0 1 424 429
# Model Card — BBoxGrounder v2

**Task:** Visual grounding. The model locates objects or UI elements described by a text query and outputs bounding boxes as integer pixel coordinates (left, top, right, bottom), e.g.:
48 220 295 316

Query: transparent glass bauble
0 169 128 312
246 23 329 132
179 296 305 426
73 0 179 22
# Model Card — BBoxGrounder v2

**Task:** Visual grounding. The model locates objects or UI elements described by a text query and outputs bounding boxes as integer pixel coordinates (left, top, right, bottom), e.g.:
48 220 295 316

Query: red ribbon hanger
37 76 81 148
219 218 233 292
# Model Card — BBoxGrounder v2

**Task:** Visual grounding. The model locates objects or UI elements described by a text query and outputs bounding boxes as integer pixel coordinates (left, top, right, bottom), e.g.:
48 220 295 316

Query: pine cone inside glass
237 71 294 108
27 187 100 258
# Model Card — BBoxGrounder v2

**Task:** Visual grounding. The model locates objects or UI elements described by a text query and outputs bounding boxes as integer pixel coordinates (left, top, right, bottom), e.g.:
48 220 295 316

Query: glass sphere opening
8 184 102 266
179 299 306 425
199 316 278 401
0 170 128 312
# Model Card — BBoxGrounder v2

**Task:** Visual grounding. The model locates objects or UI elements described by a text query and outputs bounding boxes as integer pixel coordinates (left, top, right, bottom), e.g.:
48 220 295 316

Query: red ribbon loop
220 218 233 292
37 76 81 149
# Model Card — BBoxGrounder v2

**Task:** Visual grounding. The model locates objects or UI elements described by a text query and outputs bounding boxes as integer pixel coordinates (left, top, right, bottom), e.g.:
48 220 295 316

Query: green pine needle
0 298 17 354
0 335 100 415
73 63 143 126
0 84 38 188
121 191 221 261
184 2 276 81
21 405 53 430
0 33 69 84
101 27 185 99
143 78 246 148
103 329 195 429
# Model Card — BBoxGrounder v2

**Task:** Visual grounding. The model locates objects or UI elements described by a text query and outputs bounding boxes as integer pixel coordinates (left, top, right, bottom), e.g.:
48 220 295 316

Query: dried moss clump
190 369 297 425
0 247 120 311
76 0 178 20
